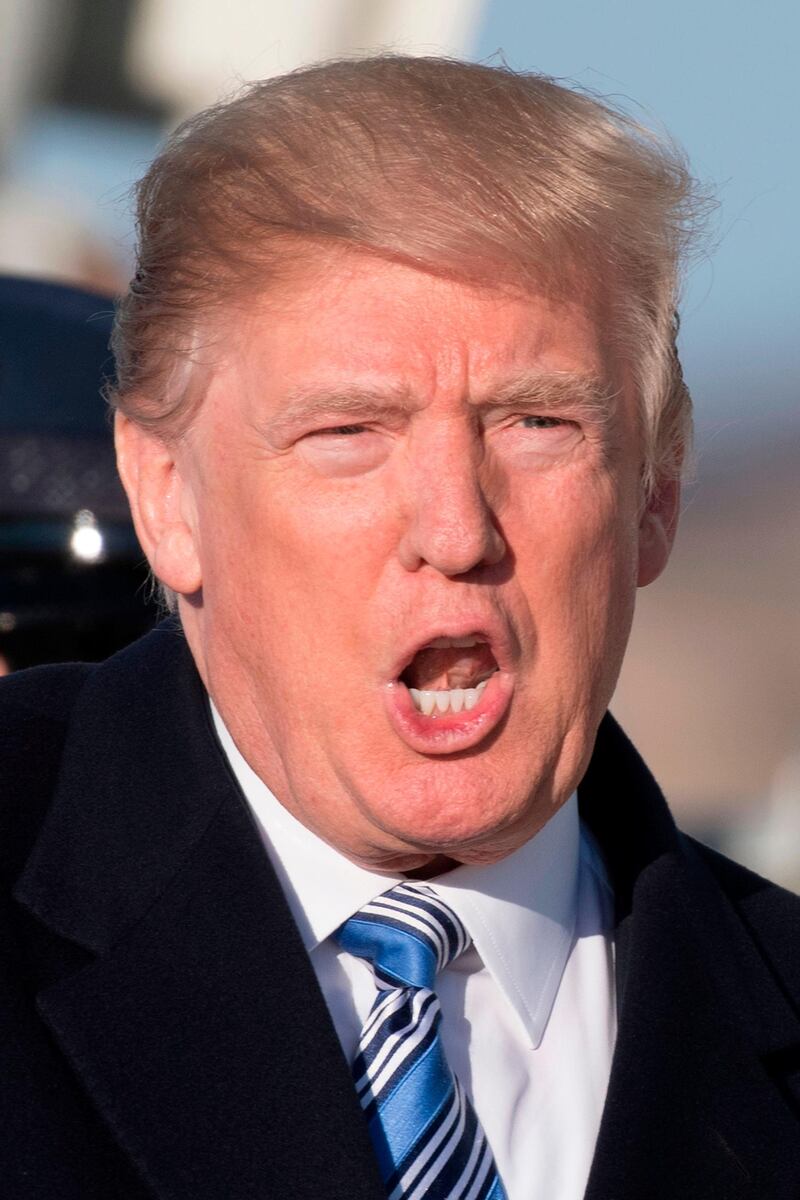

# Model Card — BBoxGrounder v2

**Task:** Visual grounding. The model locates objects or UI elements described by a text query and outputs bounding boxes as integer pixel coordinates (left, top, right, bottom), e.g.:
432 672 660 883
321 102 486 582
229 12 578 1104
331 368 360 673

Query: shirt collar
213 703 582 1049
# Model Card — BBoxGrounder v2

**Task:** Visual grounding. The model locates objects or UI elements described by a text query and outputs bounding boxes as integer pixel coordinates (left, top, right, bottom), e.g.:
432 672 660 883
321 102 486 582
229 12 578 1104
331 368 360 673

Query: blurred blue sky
474 1 799 449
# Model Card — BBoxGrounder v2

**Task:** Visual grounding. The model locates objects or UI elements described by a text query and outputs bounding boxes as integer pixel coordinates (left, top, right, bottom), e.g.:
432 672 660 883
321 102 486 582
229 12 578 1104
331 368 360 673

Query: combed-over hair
109 54 708 494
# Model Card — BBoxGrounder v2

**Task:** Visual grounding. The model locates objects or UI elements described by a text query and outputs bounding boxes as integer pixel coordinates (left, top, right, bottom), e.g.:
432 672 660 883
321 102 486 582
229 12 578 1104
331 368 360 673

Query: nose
396 427 507 576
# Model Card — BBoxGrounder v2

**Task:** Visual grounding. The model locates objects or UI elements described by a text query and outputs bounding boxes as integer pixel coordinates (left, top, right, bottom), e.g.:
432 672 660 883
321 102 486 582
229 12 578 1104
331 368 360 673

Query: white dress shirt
213 707 617 1199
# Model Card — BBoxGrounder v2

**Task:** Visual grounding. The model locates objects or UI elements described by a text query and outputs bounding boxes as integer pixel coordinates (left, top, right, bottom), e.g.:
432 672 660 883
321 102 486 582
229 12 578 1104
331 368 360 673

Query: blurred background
0 0 797 886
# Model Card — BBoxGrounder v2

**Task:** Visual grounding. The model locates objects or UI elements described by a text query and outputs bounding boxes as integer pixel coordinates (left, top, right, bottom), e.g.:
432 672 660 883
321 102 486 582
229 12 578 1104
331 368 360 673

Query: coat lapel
15 626 800 1199
580 717 800 1200
15 623 385 1200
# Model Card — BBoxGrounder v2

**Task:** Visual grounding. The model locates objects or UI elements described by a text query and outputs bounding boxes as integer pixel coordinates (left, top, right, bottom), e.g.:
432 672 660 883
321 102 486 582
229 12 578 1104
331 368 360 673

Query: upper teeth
425 635 486 649
409 680 489 716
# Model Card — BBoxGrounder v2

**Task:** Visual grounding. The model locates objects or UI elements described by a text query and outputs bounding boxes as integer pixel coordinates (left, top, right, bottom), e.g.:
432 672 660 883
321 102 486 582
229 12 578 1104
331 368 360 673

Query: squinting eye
315 424 367 437
297 421 388 477
519 415 567 429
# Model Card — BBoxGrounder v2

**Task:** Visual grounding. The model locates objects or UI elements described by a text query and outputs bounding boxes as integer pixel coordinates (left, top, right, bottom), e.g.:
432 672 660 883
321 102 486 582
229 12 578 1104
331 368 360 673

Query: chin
368 781 540 864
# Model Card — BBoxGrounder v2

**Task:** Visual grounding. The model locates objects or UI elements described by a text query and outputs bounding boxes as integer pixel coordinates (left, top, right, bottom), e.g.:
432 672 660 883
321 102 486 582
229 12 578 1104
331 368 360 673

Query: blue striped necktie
336 882 507 1200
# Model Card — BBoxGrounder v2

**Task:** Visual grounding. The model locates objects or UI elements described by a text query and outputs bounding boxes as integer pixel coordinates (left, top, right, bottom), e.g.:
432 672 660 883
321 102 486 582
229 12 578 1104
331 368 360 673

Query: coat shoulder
687 835 800 1010
0 659 92 724
0 662 93 883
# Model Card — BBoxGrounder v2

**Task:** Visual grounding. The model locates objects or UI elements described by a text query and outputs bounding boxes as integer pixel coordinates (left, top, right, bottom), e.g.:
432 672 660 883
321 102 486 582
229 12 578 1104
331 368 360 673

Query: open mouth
399 635 500 717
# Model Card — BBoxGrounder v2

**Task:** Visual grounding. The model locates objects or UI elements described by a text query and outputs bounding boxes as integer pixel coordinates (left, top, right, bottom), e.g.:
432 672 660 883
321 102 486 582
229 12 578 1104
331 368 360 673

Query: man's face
127 250 674 872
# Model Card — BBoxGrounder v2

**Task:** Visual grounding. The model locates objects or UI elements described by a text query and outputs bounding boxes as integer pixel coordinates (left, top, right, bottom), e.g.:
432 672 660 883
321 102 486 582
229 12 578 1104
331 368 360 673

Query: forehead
220 248 619 408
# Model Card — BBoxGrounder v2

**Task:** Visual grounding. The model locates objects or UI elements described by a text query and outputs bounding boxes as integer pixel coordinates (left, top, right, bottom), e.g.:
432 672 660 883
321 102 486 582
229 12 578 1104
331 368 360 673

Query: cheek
508 470 639 654
263 484 396 620
197 466 396 665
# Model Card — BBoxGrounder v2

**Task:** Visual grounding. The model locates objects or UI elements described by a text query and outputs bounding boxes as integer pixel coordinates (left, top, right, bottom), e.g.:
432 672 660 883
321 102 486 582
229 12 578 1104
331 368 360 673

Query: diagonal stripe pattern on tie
336 882 507 1200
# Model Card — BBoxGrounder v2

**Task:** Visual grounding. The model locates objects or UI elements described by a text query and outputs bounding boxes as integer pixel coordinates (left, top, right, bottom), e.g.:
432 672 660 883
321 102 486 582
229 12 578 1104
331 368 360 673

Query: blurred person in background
1 57 798 1200
0 276 157 672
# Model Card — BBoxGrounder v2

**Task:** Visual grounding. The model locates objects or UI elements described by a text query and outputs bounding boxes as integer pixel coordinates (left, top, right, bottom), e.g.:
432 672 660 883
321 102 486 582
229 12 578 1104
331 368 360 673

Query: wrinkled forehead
169 239 633 448
193 245 631 440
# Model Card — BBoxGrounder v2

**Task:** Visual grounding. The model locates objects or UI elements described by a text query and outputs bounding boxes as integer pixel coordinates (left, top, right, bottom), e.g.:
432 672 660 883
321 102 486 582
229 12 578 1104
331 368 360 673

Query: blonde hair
109 55 709 494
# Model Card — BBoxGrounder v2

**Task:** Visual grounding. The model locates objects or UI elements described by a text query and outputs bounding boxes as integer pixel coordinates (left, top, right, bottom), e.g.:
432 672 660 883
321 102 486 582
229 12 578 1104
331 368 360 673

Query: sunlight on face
174 250 652 871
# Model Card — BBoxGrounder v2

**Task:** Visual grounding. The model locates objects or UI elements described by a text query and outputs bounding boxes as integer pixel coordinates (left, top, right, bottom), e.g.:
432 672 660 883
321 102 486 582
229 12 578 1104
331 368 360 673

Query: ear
637 477 680 588
114 412 202 596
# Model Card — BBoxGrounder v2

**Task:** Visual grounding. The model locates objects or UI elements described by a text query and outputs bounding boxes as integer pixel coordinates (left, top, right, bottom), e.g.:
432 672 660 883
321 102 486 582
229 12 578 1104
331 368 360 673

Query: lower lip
383 671 515 754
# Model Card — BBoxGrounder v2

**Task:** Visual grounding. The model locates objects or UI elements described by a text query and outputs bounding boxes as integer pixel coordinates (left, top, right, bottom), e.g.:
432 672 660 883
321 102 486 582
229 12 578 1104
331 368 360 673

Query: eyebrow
473 371 618 423
265 371 617 439
265 385 419 439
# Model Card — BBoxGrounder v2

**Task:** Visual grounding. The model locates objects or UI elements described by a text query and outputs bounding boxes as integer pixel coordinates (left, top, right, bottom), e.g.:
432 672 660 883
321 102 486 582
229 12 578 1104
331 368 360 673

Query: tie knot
336 882 471 990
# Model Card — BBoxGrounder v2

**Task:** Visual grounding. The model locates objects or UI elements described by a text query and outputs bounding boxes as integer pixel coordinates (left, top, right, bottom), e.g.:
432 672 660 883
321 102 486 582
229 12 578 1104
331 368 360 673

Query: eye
296 422 389 476
312 423 368 437
518 415 569 430
495 411 583 468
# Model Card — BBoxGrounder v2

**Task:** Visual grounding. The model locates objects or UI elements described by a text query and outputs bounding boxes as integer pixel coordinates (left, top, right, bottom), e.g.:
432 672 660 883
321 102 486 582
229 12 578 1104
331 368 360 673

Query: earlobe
637 478 680 588
114 412 202 596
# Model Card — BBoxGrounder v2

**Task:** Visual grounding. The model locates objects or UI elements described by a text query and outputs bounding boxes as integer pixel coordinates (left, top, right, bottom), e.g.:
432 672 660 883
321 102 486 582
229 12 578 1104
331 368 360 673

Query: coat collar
15 621 800 1199
15 621 385 1200
580 718 800 1199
